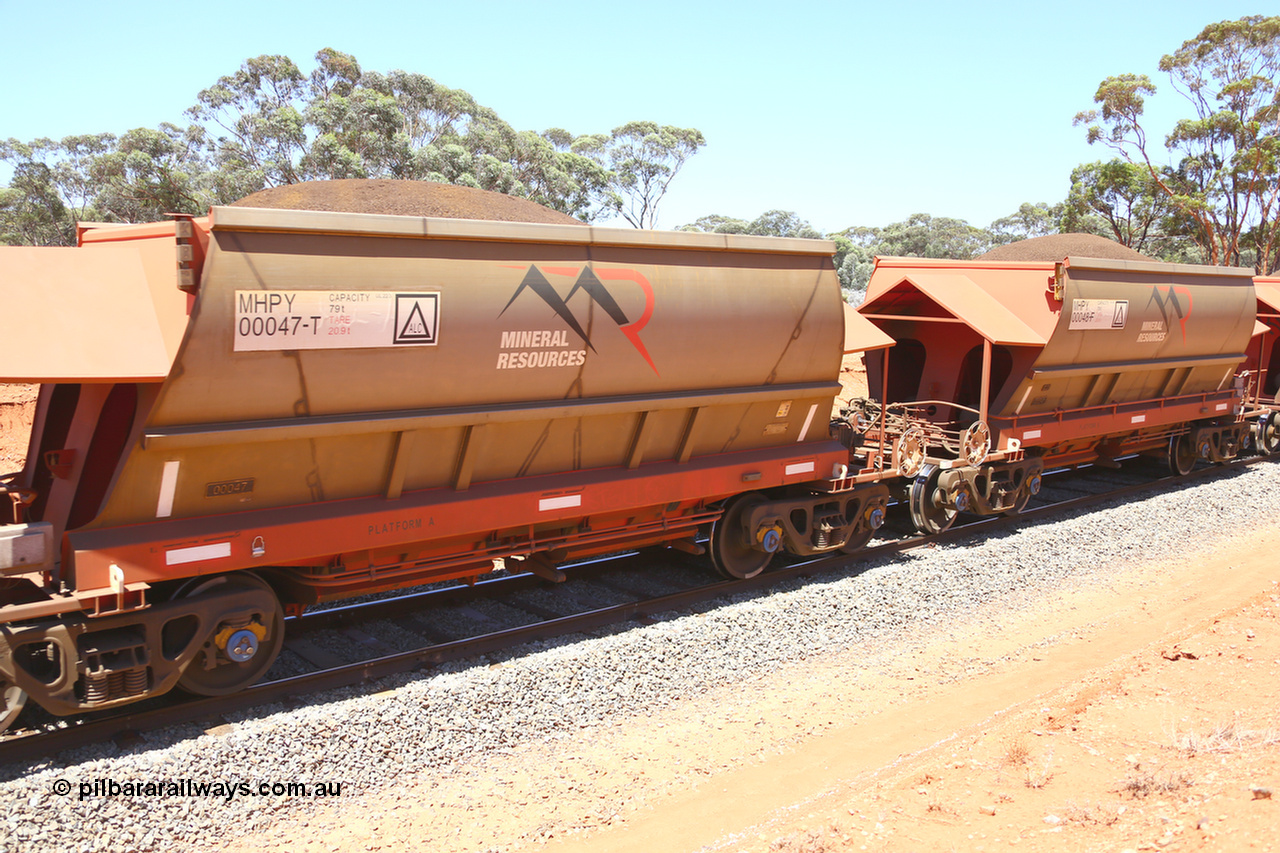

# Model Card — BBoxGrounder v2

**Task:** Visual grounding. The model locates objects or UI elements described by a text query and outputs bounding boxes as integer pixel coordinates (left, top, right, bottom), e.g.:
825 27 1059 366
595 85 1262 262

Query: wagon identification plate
1068 299 1128 330
205 478 254 497
234 291 440 351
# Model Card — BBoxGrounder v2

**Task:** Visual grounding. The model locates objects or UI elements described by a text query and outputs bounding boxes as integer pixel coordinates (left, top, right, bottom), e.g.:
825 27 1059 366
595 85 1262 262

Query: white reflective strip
785 461 815 476
797 403 818 442
1014 386 1032 415
165 541 232 566
156 460 180 518
1023 429 1042 440
539 494 582 512
1131 414 1146 424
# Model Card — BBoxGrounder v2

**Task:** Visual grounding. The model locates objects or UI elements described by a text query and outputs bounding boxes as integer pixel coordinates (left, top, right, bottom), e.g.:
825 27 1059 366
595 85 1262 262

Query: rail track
0 455 1263 766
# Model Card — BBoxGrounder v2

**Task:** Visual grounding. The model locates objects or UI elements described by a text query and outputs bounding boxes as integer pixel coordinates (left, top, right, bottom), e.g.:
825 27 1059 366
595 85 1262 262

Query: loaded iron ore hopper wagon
847 250 1260 534
0 191 892 728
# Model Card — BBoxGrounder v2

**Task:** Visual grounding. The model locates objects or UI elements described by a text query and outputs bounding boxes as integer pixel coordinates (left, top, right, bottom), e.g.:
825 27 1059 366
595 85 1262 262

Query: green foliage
832 214 994 303
590 122 705 228
1 49 707 241
188 54 308 191
1075 15 1280 272
684 206 1072 305
683 208 871 300
989 201 1064 245
680 209 821 238
868 213 993 259
1061 160 1196 260
183 53 703 224
0 158 76 246
680 213 750 234
1 126 216 244
91 124 218 222
743 210 823 239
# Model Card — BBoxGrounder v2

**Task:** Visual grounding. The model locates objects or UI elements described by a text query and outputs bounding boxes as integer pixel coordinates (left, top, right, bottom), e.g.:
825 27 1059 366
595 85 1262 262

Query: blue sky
0 1 1262 232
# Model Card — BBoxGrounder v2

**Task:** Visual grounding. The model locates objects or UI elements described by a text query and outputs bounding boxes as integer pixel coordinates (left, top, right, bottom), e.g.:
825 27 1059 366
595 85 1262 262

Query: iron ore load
0 181 1276 731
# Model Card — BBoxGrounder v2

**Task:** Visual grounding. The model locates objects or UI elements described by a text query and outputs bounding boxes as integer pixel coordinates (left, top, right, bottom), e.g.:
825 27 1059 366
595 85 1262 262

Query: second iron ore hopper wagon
850 254 1259 533
0 204 890 723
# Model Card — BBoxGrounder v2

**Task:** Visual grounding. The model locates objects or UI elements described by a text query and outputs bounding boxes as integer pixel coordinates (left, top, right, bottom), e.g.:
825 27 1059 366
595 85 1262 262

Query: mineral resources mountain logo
1148 285 1194 343
498 265 658 374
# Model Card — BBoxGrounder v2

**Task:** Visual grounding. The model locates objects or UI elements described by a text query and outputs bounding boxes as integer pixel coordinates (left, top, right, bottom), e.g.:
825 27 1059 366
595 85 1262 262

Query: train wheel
1168 433 1198 476
1240 425 1257 457
839 524 876 555
176 573 285 697
909 464 957 535
709 493 775 580
840 499 885 555
1261 415 1280 456
0 678 26 733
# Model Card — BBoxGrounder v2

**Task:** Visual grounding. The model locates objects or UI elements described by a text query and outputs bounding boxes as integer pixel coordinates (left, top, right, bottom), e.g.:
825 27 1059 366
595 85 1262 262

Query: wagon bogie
0 570 282 716
935 454 1045 517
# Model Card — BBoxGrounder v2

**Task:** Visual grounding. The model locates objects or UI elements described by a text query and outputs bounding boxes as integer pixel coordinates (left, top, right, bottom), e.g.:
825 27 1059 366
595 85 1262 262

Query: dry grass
1022 746 1056 789
1173 720 1280 756
1063 801 1122 827
1118 769 1193 798
993 735 1054 788
924 796 959 818
768 822 847 852
1002 736 1031 767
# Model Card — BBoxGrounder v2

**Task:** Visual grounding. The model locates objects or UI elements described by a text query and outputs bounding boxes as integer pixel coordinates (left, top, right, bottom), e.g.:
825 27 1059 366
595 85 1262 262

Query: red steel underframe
992 388 1242 453
66 442 850 595
52 393 1244 612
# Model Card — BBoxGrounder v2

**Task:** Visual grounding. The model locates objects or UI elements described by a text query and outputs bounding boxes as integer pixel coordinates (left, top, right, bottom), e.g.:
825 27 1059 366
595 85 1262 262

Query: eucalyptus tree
187 53 309 194
1075 15 1280 272
829 215 992 303
1061 160 1190 259
679 209 821 239
0 159 75 246
185 50 670 223
87 124 217 222
987 201 1064 246
1 49 707 241
587 122 705 228
0 126 213 243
